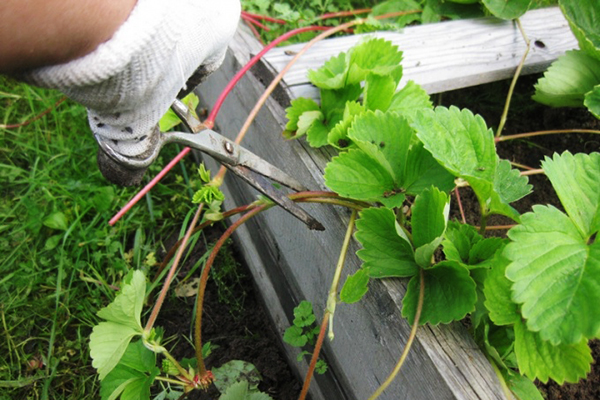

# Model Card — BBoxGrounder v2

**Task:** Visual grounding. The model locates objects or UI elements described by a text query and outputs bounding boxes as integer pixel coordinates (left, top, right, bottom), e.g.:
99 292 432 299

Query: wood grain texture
188 12 542 398
262 7 577 101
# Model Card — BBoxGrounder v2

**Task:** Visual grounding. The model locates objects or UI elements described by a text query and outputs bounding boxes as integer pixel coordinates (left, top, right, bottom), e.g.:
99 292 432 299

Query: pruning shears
96 99 324 231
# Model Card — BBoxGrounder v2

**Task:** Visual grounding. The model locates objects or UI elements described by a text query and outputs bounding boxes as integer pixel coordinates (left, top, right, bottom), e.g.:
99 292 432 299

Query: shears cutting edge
96 99 325 231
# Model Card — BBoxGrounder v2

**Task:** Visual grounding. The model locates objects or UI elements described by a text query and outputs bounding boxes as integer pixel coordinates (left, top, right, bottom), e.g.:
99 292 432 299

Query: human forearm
0 0 137 73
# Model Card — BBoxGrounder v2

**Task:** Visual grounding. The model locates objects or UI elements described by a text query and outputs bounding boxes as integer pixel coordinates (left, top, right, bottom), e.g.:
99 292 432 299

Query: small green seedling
283 300 328 374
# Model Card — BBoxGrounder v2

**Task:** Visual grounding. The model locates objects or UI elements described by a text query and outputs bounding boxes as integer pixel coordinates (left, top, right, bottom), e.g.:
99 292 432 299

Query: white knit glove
24 0 240 185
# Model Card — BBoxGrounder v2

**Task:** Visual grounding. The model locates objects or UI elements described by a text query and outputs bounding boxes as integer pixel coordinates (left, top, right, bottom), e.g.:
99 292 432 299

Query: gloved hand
23 0 240 186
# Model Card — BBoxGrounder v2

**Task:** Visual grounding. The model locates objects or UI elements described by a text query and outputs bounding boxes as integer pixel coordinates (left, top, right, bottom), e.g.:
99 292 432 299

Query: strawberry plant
282 32 597 399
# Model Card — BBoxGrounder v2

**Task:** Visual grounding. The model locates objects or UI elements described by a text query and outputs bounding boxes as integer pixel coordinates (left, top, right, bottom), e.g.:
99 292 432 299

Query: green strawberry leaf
159 93 199 132
505 204 600 345
349 111 413 181
296 110 323 138
542 152 600 237
482 0 532 20
355 207 418 278
484 252 519 326
100 340 159 400
401 140 456 195
284 98 320 133
443 222 482 263
347 38 404 85
324 149 403 208
340 268 370 304
468 237 506 267
372 0 423 27
387 80 433 122
327 101 365 150
505 372 544 400
97 270 146 330
91 270 146 380
412 187 450 268
348 110 455 196
91 324 143 382
307 51 349 89
514 319 592 384
364 73 397 112
413 106 530 221
494 159 532 205
559 0 600 61
470 268 490 329
426 0 484 20
305 117 330 148
321 85 363 117
533 50 600 108
413 106 497 180
402 261 477 325
584 84 600 118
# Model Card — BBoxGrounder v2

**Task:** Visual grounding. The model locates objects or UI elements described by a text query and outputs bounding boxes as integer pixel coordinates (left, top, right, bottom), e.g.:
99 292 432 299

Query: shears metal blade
97 99 324 231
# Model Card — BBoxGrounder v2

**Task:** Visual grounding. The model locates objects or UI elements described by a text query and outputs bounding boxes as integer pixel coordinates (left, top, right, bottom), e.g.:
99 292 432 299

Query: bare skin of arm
0 0 137 73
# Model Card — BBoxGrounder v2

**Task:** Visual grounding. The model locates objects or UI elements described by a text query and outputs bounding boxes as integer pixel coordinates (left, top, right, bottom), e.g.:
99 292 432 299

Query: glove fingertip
97 148 147 187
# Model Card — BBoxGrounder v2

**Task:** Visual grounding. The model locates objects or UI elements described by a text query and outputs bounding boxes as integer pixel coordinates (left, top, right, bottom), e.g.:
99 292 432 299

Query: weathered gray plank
192 16 526 399
262 6 577 100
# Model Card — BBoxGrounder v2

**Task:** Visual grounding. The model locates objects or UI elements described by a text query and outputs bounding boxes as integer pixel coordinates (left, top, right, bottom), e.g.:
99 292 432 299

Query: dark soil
154 227 301 400
441 74 600 399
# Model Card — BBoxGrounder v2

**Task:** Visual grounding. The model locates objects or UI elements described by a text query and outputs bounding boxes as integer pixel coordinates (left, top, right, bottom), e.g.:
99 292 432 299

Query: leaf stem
161 348 194 382
298 310 329 400
479 212 489 236
317 8 372 20
154 376 188 386
495 18 530 138
144 203 204 333
193 204 271 376
299 197 365 210
367 268 425 400
520 168 544 176
509 160 536 171
488 357 514 400
154 193 368 281
496 129 600 142
326 210 358 340
454 187 467 224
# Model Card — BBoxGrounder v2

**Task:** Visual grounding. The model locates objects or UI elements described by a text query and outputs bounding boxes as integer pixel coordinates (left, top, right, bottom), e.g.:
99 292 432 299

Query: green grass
0 77 199 400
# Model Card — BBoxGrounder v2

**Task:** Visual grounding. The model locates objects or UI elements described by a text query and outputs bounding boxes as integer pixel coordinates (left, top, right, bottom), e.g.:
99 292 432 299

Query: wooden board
262 7 577 100
192 8 576 399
